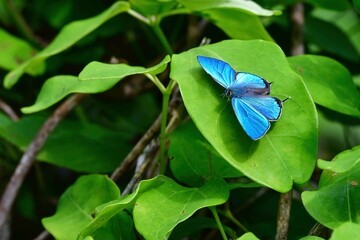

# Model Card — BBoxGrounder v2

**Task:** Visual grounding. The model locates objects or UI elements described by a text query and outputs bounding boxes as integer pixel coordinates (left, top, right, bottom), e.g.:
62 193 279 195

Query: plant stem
209 206 228 240
158 78 176 174
152 23 173 55
220 208 249 233
145 73 166 92
158 90 171 174
127 9 150 24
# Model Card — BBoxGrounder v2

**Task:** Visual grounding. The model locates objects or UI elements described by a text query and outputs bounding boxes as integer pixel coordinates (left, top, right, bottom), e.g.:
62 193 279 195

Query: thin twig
0 93 87 230
121 140 159 195
275 190 293 240
33 230 51 240
110 114 162 181
0 98 19 121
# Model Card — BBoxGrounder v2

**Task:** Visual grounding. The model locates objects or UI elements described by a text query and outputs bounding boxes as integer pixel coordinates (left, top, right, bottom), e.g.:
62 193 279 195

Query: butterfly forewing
197 56 235 88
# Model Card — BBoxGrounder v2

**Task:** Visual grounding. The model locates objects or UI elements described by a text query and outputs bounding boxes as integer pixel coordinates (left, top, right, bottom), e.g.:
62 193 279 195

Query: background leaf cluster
0 0 360 239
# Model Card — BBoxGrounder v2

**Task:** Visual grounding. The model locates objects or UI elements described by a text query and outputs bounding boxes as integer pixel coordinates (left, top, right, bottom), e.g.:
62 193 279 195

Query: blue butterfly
197 56 285 140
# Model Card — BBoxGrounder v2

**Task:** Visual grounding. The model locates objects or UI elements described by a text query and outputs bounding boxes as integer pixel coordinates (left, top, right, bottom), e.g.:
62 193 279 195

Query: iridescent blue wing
229 72 270 97
197 56 235 88
231 98 270 140
241 96 283 121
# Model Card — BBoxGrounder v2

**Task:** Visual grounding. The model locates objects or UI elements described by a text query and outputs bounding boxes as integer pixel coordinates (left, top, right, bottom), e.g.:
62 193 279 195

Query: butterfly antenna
282 96 291 102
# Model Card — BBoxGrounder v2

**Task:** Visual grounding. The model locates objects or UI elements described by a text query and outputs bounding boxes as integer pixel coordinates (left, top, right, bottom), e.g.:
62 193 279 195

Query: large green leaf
170 40 317 192
42 175 120 240
288 55 360 118
178 0 280 16
21 55 170 113
169 120 243 187
3 1 130 89
302 146 360 229
133 178 228 240
80 176 229 239
0 115 131 172
0 28 45 73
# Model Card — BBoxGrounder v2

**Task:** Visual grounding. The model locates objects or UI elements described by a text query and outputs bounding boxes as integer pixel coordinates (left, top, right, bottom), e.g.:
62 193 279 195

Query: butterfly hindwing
197 56 235 88
231 98 270 140
241 96 283 121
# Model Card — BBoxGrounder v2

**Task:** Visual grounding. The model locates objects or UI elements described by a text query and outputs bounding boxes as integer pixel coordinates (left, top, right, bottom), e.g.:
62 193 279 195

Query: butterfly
197 56 286 140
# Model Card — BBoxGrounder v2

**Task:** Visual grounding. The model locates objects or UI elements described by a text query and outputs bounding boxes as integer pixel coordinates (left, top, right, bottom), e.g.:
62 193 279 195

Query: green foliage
302 146 360 229
42 175 120 240
1 0 360 239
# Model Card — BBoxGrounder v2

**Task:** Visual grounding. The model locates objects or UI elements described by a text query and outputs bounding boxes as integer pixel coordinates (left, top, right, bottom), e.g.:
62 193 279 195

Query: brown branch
275 190 293 240
0 98 19 121
0 93 87 230
290 2 305 56
110 114 162 181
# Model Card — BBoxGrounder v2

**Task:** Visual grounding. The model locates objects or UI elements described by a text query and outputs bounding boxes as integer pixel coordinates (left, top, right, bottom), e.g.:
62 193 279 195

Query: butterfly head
223 89 233 99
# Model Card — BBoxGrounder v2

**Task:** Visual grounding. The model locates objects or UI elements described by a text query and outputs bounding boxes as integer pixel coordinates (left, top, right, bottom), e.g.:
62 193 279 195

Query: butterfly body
197 56 284 140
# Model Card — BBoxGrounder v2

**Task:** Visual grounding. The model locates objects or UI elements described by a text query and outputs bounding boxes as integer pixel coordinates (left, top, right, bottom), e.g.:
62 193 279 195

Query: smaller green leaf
133 178 229 240
4 1 130 89
302 146 360 229
0 28 45 73
21 55 170 113
178 0 280 16
288 55 360 118
318 146 360 173
237 232 260 240
330 222 360 240
79 55 170 81
42 175 120 240
169 120 243 186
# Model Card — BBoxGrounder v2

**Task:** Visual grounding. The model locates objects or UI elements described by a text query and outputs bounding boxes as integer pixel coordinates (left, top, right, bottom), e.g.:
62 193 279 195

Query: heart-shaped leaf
170 40 317 192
